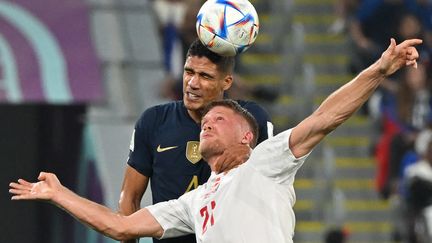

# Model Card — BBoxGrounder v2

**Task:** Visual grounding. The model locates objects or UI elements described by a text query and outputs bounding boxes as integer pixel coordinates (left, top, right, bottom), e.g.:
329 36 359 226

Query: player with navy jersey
120 39 272 243
10 38 422 242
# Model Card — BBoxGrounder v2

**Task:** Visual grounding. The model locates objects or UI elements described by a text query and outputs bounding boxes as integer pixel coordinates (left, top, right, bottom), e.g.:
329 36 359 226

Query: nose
188 75 199 89
203 122 212 131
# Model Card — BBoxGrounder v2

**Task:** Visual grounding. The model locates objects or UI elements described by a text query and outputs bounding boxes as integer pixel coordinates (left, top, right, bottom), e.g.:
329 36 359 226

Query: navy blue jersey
127 100 271 243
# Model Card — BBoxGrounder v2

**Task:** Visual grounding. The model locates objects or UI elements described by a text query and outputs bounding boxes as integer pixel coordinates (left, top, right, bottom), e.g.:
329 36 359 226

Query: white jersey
147 129 310 243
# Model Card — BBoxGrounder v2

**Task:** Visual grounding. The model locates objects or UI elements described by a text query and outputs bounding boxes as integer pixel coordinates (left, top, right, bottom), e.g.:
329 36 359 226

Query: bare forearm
52 186 133 240
119 198 142 243
315 61 384 130
119 202 140 243
55 188 162 239
118 199 141 243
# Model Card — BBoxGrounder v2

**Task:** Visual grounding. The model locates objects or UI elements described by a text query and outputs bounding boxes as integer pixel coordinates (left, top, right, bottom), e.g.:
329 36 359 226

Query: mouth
185 92 202 101
201 132 213 139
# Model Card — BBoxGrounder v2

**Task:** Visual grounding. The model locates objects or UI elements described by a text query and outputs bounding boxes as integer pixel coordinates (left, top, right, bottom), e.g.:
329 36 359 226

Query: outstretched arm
289 38 422 158
9 172 163 240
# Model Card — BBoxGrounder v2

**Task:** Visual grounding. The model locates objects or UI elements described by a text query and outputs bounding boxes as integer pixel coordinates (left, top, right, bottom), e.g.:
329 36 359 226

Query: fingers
389 38 396 50
407 47 419 59
18 179 33 186
387 38 422 57
10 193 34 200
400 38 423 48
9 181 33 200
406 60 418 68
38 172 48 181
9 188 28 197
214 150 232 173
404 45 420 68
218 159 230 173
9 181 32 191
214 156 227 174
214 159 221 173
214 156 236 173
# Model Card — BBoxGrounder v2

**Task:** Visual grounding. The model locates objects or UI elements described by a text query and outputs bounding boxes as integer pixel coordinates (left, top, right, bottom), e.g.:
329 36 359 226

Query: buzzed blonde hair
201 99 259 148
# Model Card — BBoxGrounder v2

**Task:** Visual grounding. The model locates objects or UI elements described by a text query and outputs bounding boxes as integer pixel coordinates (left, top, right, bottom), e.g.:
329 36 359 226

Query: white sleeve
248 129 311 185
146 192 195 239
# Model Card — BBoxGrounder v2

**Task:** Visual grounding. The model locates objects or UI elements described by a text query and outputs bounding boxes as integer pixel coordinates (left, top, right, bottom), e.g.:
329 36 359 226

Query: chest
190 166 296 242
151 125 203 171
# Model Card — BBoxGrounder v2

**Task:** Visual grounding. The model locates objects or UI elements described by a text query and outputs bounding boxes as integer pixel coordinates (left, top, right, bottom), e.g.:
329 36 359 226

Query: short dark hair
186 39 235 74
201 99 259 148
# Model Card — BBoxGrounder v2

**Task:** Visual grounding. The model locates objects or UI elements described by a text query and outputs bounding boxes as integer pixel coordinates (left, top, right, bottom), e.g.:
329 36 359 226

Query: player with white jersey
148 128 309 243
9 38 422 242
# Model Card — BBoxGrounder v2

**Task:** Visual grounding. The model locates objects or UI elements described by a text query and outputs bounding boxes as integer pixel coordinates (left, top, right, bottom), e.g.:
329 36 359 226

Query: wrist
51 185 68 205
368 60 388 80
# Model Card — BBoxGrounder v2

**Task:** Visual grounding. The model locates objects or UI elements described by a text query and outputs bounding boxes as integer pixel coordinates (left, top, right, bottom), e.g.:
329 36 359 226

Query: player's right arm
9 172 163 240
118 166 149 243
119 166 149 216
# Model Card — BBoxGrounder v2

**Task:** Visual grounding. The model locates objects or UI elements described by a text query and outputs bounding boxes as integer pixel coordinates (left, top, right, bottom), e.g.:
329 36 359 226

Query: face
183 56 232 113
199 106 251 159
399 15 421 39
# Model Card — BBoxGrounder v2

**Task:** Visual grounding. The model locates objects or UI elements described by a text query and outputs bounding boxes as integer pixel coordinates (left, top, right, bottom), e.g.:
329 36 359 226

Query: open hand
214 144 252 173
9 172 62 201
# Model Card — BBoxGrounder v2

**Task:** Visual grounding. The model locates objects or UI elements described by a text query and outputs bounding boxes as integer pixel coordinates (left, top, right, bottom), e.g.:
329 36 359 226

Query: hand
378 38 422 77
214 144 251 173
9 172 62 201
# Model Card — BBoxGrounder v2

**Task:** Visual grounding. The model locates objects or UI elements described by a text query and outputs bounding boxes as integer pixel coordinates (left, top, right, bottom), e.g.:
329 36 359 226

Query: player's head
199 100 259 161
183 39 235 116
186 39 235 74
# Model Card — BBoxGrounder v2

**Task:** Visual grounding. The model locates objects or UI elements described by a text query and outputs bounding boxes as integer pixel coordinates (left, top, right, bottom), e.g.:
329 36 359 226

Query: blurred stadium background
2 0 431 242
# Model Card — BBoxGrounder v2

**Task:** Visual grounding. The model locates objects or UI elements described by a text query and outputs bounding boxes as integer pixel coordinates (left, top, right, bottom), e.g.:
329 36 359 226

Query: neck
204 156 220 172
187 109 202 123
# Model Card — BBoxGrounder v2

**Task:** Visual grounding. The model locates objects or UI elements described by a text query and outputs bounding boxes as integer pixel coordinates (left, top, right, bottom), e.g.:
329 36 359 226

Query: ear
222 75 233 91
241 131 254 146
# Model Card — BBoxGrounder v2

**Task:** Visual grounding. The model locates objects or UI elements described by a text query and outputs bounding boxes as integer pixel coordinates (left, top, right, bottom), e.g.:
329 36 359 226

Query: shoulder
136 101 184 125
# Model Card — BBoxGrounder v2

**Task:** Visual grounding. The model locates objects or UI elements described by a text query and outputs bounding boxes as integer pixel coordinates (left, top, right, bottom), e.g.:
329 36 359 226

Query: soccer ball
196 0 259 56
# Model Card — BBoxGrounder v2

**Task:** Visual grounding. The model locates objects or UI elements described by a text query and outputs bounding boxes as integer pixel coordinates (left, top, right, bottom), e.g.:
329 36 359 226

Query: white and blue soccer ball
196 0 259 56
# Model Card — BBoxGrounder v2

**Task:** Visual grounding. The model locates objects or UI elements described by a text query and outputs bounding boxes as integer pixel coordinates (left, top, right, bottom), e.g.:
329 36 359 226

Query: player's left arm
9 172 164 240
214 101 273 173
289 38 422 158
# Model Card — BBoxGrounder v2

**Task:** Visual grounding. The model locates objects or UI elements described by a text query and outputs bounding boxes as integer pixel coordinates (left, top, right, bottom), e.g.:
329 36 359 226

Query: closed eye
199 72 214 80
184 69 194 75
201 119 208 129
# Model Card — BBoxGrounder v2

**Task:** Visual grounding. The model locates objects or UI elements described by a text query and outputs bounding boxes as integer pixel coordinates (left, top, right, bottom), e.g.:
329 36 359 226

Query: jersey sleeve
248 129 311 185
239 100 273 144
146 192 195 239
127 107 158 177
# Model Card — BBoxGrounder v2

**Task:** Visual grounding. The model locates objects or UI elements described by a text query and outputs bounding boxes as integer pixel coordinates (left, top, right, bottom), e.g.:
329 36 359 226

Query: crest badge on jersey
186 141 202 164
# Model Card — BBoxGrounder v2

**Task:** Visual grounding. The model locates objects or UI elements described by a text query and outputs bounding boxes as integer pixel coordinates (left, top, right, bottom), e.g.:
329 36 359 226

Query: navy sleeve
238 100 272 144
127 106 158 177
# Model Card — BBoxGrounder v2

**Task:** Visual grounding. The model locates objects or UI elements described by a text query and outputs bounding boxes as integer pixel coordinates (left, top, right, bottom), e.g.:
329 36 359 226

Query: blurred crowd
331 0 432 242
150 0 432 242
